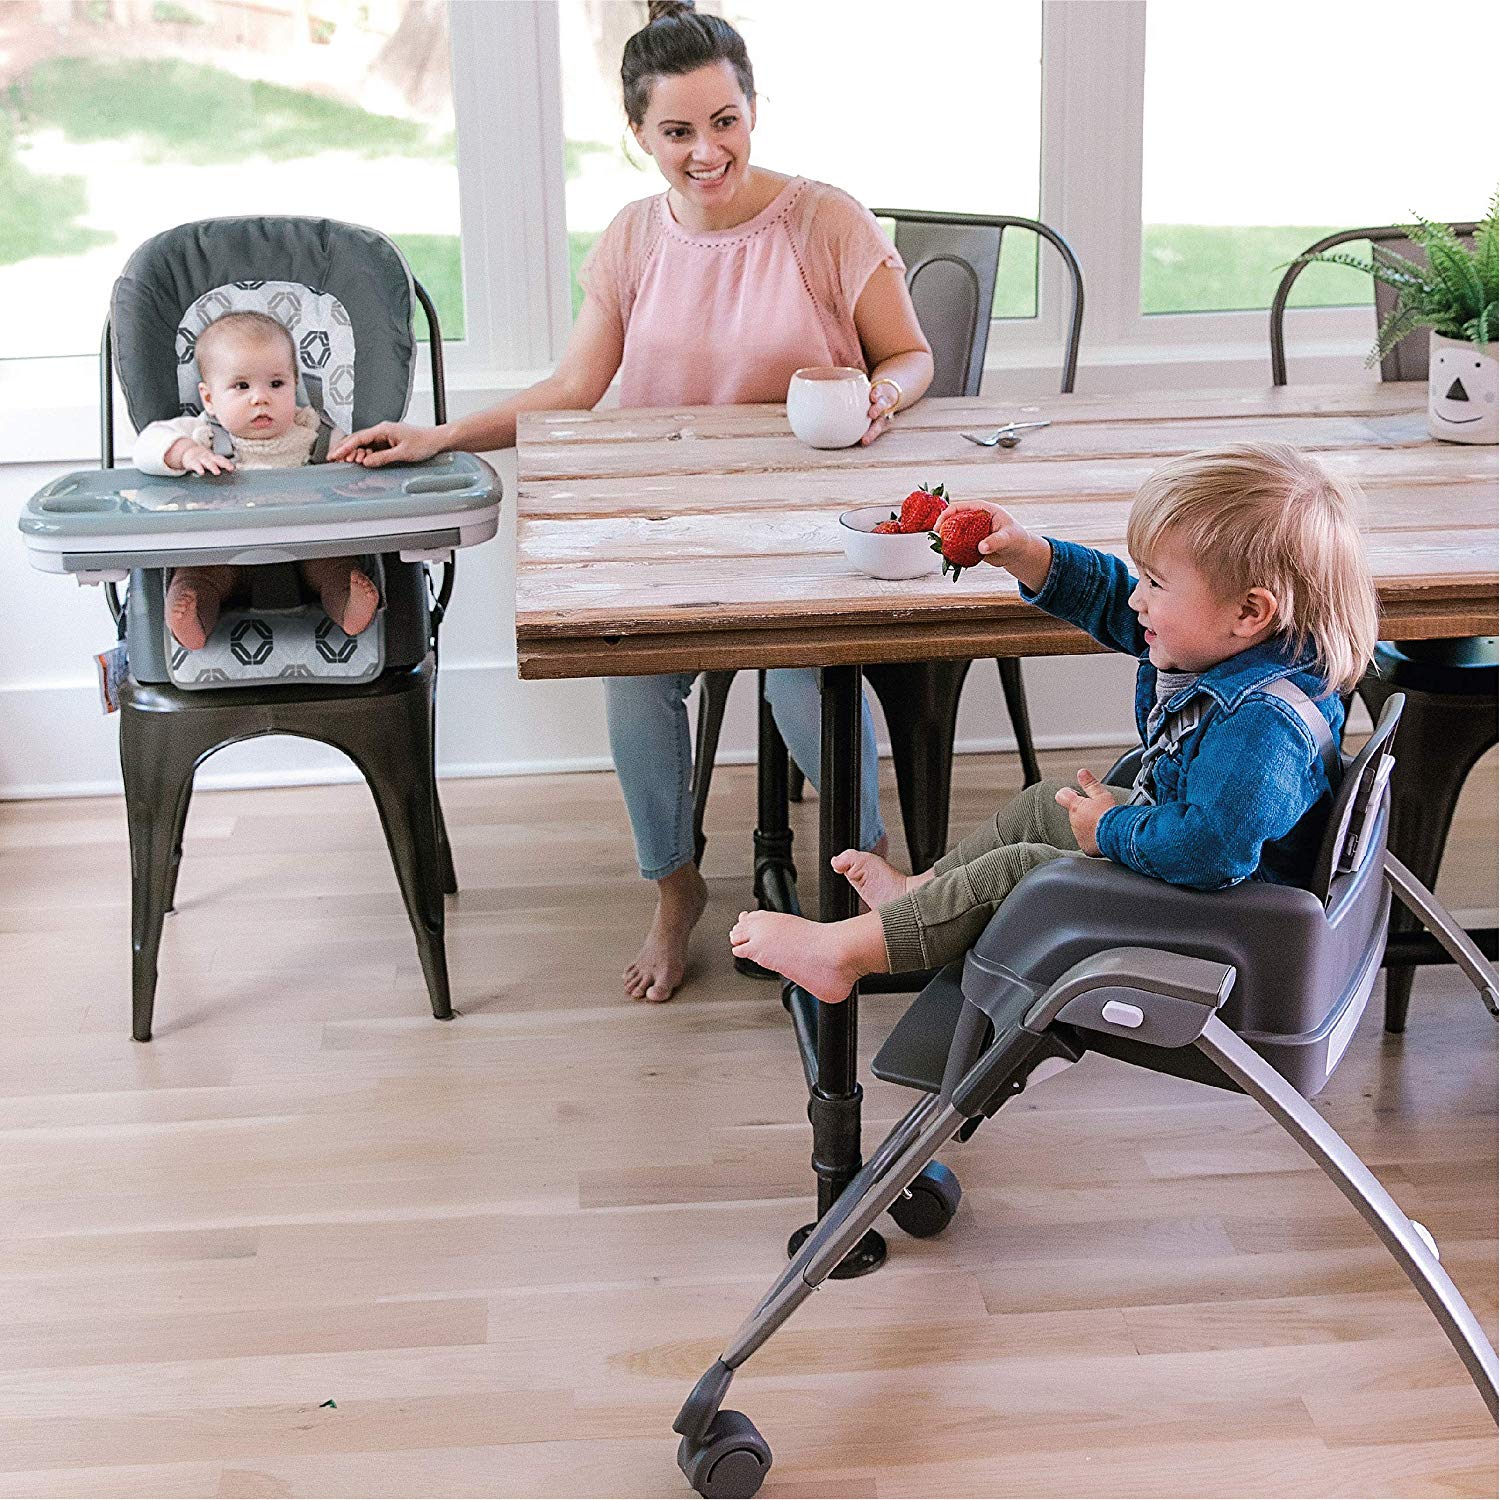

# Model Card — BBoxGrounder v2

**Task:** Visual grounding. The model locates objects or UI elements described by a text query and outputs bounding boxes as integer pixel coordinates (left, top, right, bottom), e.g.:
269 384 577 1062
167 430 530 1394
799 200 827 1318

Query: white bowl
839 505 942 580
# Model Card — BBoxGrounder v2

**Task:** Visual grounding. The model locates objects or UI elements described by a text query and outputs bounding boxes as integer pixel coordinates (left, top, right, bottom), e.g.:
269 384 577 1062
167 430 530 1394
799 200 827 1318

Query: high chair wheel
677 1410 772 1498
889 1160 962 1238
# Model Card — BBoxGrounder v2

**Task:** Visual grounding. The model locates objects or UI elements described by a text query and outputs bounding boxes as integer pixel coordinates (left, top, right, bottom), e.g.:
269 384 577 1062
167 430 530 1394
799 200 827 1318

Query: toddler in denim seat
731 443 1380 1002
132 310 379 651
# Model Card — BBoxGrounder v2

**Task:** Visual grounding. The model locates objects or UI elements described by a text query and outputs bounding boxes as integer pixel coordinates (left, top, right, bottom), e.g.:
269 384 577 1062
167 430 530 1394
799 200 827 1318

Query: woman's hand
327 421 446 468
1055 768 1116 856
859 378 901 446
169 438 233 475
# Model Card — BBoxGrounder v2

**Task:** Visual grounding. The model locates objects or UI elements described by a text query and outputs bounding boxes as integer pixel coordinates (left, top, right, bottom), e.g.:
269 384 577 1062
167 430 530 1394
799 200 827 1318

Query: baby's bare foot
304 561 379 637
830 848 911 909
165 571 223 650
624 864 708 1003
729 909 871 1005
338 568 380 636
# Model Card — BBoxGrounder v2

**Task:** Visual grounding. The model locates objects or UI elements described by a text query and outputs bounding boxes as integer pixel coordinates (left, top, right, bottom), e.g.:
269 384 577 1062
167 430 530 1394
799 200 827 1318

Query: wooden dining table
515 382 1499 1273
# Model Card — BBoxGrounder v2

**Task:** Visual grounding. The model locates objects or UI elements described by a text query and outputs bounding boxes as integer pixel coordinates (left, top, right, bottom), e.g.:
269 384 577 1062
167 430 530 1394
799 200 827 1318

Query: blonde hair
1126 443 1378 694
195 311 296 383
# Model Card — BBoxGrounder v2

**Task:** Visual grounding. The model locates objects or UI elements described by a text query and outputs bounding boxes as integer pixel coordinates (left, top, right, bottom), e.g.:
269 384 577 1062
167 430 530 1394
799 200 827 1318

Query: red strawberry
871 518 903 534
897 482 948 534
931 507 992 580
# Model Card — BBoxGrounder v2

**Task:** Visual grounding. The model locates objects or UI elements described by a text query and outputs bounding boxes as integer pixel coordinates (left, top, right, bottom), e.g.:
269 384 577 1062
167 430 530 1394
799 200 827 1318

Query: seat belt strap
1262 678 1341 786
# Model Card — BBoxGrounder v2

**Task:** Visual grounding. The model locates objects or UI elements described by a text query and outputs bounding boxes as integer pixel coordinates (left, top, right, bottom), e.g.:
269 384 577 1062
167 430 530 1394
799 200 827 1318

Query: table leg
751 669 798 916
785 664 887 1277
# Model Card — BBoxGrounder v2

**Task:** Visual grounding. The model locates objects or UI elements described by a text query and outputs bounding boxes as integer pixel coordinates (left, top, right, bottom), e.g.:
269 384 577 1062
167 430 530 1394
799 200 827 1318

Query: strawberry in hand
931 506 992 581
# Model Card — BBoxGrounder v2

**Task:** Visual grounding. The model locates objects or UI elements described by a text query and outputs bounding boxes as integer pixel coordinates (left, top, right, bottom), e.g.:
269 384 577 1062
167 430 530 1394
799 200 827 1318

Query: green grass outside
0 113 113 265
14 56 452 164
1143 224 1375 314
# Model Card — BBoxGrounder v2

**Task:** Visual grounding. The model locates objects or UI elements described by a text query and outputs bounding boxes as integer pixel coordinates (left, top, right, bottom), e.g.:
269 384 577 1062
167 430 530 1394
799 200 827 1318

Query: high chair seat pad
20 453 499 574
167 606 382 690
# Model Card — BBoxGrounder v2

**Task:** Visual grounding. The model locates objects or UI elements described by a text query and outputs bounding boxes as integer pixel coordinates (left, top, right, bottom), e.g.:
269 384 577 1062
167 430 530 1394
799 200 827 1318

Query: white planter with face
1427 332 1498 444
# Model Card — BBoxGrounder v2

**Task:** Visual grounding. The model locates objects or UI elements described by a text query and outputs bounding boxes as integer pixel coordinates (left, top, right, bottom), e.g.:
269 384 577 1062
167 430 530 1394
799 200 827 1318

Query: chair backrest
106 217 429 449
1269 223 1477 385
871 209 1085 396
1311 692 1404 904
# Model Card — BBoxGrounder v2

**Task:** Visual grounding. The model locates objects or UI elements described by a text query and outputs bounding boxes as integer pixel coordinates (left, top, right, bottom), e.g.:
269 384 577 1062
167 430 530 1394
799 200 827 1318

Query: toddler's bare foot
624 863 708 1003
302 559 380 637
831 848 936 909
831 848 910 909
729 909 887 1005
165 568 228 650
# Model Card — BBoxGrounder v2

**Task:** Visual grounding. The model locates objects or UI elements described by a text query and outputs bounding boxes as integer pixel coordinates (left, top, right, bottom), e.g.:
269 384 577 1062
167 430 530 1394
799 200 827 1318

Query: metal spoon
961 419 1052 448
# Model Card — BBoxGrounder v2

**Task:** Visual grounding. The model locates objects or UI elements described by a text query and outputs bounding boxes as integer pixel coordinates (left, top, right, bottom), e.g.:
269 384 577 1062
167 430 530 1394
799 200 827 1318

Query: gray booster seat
670 695 1499 1498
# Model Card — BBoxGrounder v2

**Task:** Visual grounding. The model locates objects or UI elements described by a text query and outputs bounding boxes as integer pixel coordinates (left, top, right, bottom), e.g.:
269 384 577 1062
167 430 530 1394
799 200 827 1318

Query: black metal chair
691 211 1085 875
1270 223 1497 1033
95 219 466 1040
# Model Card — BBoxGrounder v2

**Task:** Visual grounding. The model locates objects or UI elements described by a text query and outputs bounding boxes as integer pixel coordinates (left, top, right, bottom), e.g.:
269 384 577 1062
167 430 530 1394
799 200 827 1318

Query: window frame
0 0 1397 464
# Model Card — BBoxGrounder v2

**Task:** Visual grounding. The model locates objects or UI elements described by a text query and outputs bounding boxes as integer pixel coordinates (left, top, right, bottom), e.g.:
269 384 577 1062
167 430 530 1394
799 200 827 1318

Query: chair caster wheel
889 1160 962 1238
677 1410 772 1498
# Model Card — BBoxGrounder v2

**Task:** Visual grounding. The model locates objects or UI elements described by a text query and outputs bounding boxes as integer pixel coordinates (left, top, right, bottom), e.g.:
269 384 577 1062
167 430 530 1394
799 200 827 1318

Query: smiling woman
333 0 934 1006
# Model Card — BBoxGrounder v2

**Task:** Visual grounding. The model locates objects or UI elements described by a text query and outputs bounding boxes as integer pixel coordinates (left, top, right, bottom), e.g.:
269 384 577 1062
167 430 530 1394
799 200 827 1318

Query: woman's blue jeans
604 669 886 880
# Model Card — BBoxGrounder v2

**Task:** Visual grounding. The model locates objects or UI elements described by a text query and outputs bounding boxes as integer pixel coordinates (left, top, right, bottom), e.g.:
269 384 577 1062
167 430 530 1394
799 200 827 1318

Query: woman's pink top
579 176 903 408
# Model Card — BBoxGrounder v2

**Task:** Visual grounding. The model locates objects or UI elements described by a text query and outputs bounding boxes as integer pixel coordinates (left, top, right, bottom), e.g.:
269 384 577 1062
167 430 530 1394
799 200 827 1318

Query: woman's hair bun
623 0 753 127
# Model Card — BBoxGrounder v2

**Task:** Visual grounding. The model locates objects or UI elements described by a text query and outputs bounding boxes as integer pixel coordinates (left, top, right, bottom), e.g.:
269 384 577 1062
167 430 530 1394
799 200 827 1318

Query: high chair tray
19 452 500 574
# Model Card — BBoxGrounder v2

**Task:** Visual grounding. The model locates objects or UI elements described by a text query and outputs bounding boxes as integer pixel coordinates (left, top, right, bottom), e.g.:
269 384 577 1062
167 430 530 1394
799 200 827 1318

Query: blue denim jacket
1022 538 1343 891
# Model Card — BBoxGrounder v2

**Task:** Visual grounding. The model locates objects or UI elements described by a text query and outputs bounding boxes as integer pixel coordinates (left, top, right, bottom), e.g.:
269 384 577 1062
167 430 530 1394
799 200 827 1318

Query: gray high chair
671 696 1499 1497
18 217 501 1041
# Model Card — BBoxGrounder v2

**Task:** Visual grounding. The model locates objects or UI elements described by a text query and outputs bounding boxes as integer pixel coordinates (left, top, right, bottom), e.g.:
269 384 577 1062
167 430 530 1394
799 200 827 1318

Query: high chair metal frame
671 696 1498 1498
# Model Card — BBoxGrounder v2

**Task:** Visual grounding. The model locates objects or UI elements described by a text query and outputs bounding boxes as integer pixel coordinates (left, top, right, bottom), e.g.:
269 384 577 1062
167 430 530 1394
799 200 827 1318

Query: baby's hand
1055 768 1116 857
169 438 233 476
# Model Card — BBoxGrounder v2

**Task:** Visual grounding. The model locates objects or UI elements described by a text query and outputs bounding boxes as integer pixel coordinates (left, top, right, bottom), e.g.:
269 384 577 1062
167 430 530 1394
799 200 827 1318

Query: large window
559 0 1043 321
1141 0 1499 315
0 0 460 361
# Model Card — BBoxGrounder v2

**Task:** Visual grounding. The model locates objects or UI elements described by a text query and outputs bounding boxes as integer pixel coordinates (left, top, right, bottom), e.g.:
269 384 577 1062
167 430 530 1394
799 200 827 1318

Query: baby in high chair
132 310 379 651
731 442 1380 1004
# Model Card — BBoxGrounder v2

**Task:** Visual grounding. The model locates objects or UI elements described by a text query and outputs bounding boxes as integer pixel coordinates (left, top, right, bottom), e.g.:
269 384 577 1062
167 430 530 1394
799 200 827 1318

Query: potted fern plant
1294 193 1497 444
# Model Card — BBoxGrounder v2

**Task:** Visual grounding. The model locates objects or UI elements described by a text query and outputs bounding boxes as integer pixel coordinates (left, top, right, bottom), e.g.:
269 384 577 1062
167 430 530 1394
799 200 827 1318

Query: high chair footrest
167 605 383 689
871 962 966 1093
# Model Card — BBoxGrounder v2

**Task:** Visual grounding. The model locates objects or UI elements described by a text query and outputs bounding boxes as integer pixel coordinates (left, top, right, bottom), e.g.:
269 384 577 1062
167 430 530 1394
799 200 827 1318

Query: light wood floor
0 746 1494 1499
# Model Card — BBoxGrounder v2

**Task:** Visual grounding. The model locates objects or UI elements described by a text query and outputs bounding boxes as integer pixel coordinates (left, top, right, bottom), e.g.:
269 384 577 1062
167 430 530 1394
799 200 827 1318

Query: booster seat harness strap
203 406 337 463
1128 674 1339 807
1128 688 1204 806
1260 677 1341 786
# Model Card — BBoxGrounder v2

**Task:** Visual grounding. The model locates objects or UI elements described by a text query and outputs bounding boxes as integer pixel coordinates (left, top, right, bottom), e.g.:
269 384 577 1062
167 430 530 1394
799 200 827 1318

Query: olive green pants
878 779 1133 972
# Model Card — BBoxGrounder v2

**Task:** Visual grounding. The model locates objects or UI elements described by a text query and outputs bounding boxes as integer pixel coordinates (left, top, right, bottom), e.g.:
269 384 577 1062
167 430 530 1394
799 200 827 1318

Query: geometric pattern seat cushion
166 605 383 689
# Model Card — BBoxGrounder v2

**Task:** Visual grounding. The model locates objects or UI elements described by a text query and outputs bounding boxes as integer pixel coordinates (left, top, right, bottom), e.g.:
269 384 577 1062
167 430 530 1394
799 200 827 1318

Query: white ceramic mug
786 366 871 448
